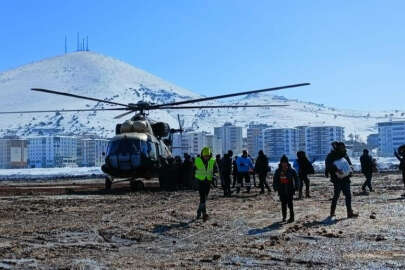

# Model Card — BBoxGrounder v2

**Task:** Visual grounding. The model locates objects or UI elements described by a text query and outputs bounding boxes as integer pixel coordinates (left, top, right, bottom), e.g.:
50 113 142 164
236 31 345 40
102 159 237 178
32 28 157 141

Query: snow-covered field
0 167 103 180
0 157 399 181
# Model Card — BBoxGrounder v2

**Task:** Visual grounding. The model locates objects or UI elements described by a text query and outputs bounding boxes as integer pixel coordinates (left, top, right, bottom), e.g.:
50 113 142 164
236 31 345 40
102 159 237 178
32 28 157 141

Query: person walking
236 150 254 193
254 150 271 194
194 147 217 221
296 151 315 199
248 154 257 187
181 153 194 189
360 149 374 192
232 156 238 188
215 154 222 188
273 155 297 223
220 151 233 197
325 142 358 218
394 145 405 196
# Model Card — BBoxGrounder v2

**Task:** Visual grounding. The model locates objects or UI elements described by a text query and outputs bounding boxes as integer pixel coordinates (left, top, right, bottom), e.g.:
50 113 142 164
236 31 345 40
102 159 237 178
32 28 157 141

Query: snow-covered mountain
0 51 403 140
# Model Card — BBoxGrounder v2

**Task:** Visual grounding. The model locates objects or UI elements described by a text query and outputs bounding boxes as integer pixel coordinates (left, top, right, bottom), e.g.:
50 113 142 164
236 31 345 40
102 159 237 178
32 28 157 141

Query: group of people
193 146 317 222
193 142 405 223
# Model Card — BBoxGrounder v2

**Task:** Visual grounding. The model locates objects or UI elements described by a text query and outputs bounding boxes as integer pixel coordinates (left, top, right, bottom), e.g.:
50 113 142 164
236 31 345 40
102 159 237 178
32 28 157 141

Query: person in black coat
296 151 315 199
394 146 405 195
273 155 298 223
254 150 271 194
360 149 374 192
220 151 233 197
232 156 238 188
181 153 194 189
325 142 358 218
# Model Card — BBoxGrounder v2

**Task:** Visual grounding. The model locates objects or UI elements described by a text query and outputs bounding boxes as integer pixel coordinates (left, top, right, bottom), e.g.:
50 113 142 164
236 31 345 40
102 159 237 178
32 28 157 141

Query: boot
196 209 202 219
330 204 336 217
282 207 287 222
305 190 311 198
298 190 303 200
287 209 295 223
347 208 359 218
247 186 251 193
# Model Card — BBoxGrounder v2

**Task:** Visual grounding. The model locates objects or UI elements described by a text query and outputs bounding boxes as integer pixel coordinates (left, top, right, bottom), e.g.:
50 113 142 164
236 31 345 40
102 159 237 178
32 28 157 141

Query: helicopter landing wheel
130 180 144 191
105 177 112 190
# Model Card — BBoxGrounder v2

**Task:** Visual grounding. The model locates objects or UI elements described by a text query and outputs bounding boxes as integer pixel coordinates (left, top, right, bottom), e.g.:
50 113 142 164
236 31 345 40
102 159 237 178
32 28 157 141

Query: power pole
86 36 89 51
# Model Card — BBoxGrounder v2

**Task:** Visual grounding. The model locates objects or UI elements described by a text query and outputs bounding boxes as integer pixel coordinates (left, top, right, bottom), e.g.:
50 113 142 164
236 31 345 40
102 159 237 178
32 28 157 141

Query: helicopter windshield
106 138 157 159
107 138 140 155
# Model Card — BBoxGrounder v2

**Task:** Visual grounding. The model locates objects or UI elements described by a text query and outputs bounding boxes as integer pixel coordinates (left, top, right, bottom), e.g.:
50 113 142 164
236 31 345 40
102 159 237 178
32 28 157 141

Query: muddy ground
0 173 404 269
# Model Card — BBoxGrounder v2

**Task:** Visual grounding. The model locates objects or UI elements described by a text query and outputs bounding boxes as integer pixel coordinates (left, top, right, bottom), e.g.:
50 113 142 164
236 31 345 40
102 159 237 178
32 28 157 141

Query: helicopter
0 83 310 190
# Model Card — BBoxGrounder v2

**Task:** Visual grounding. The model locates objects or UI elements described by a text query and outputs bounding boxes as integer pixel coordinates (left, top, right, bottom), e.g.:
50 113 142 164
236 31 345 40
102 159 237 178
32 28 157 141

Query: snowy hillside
0 51 403 140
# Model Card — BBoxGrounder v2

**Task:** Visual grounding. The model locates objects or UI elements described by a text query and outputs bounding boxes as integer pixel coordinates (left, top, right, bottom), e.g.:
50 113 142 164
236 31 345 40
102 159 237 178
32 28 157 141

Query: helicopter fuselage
101 132 171 179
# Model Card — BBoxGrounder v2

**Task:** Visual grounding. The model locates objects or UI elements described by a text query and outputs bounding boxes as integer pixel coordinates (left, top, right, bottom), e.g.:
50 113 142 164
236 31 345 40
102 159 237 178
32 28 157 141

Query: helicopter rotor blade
0 108 129 114
31 88 130 108
114 110 136 119
159 104 288 109
150 83 309 108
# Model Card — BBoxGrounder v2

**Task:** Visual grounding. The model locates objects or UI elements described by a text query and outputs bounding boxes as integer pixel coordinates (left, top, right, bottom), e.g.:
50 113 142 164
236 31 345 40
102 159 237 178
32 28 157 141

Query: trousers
197 180 211 215
331 180 352 213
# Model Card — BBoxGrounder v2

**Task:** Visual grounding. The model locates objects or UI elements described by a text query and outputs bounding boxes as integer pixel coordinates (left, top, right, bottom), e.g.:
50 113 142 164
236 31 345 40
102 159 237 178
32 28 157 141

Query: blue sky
1 0 404 110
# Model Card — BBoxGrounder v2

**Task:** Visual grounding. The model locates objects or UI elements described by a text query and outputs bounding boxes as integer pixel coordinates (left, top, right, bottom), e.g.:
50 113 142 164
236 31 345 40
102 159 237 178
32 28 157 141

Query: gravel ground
0 173 404 269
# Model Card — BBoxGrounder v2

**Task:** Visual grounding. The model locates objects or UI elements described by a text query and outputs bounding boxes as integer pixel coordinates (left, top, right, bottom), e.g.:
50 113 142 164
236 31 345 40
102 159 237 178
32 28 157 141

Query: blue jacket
236 156 253 173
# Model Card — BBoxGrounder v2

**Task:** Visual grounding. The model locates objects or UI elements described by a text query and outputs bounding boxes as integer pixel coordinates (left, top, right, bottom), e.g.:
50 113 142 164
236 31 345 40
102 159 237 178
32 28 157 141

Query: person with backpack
296 151 315 199
254 150 271 194
360 149 374 192
236 150 254 193
325 142 358 219
273 155 298 223
394 145 405 195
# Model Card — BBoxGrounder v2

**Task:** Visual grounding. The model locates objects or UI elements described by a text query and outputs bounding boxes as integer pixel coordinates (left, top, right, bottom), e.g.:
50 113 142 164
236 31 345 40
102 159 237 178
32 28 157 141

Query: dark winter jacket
232 159 238 175
325 150 352 183
220 155 232 175
254 154 270 174
360 154 373 174
297 157 314 178
273 166 298 196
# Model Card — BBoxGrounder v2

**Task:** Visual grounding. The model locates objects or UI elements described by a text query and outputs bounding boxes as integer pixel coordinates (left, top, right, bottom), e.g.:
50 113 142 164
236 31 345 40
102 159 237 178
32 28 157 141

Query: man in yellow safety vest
194 147 218 221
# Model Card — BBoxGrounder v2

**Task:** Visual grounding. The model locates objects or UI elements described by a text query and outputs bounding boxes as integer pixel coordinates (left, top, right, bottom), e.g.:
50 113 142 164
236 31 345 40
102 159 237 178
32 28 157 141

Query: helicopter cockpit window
106 138 140 155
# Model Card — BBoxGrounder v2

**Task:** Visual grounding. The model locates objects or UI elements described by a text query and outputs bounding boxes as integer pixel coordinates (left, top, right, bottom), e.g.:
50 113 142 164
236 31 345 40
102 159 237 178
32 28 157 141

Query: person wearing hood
360 149 374 192
296 151 315 199
194 147 218 221
273 155 297 223
325 142 358 218
236 150 254 193
254 150 271 194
